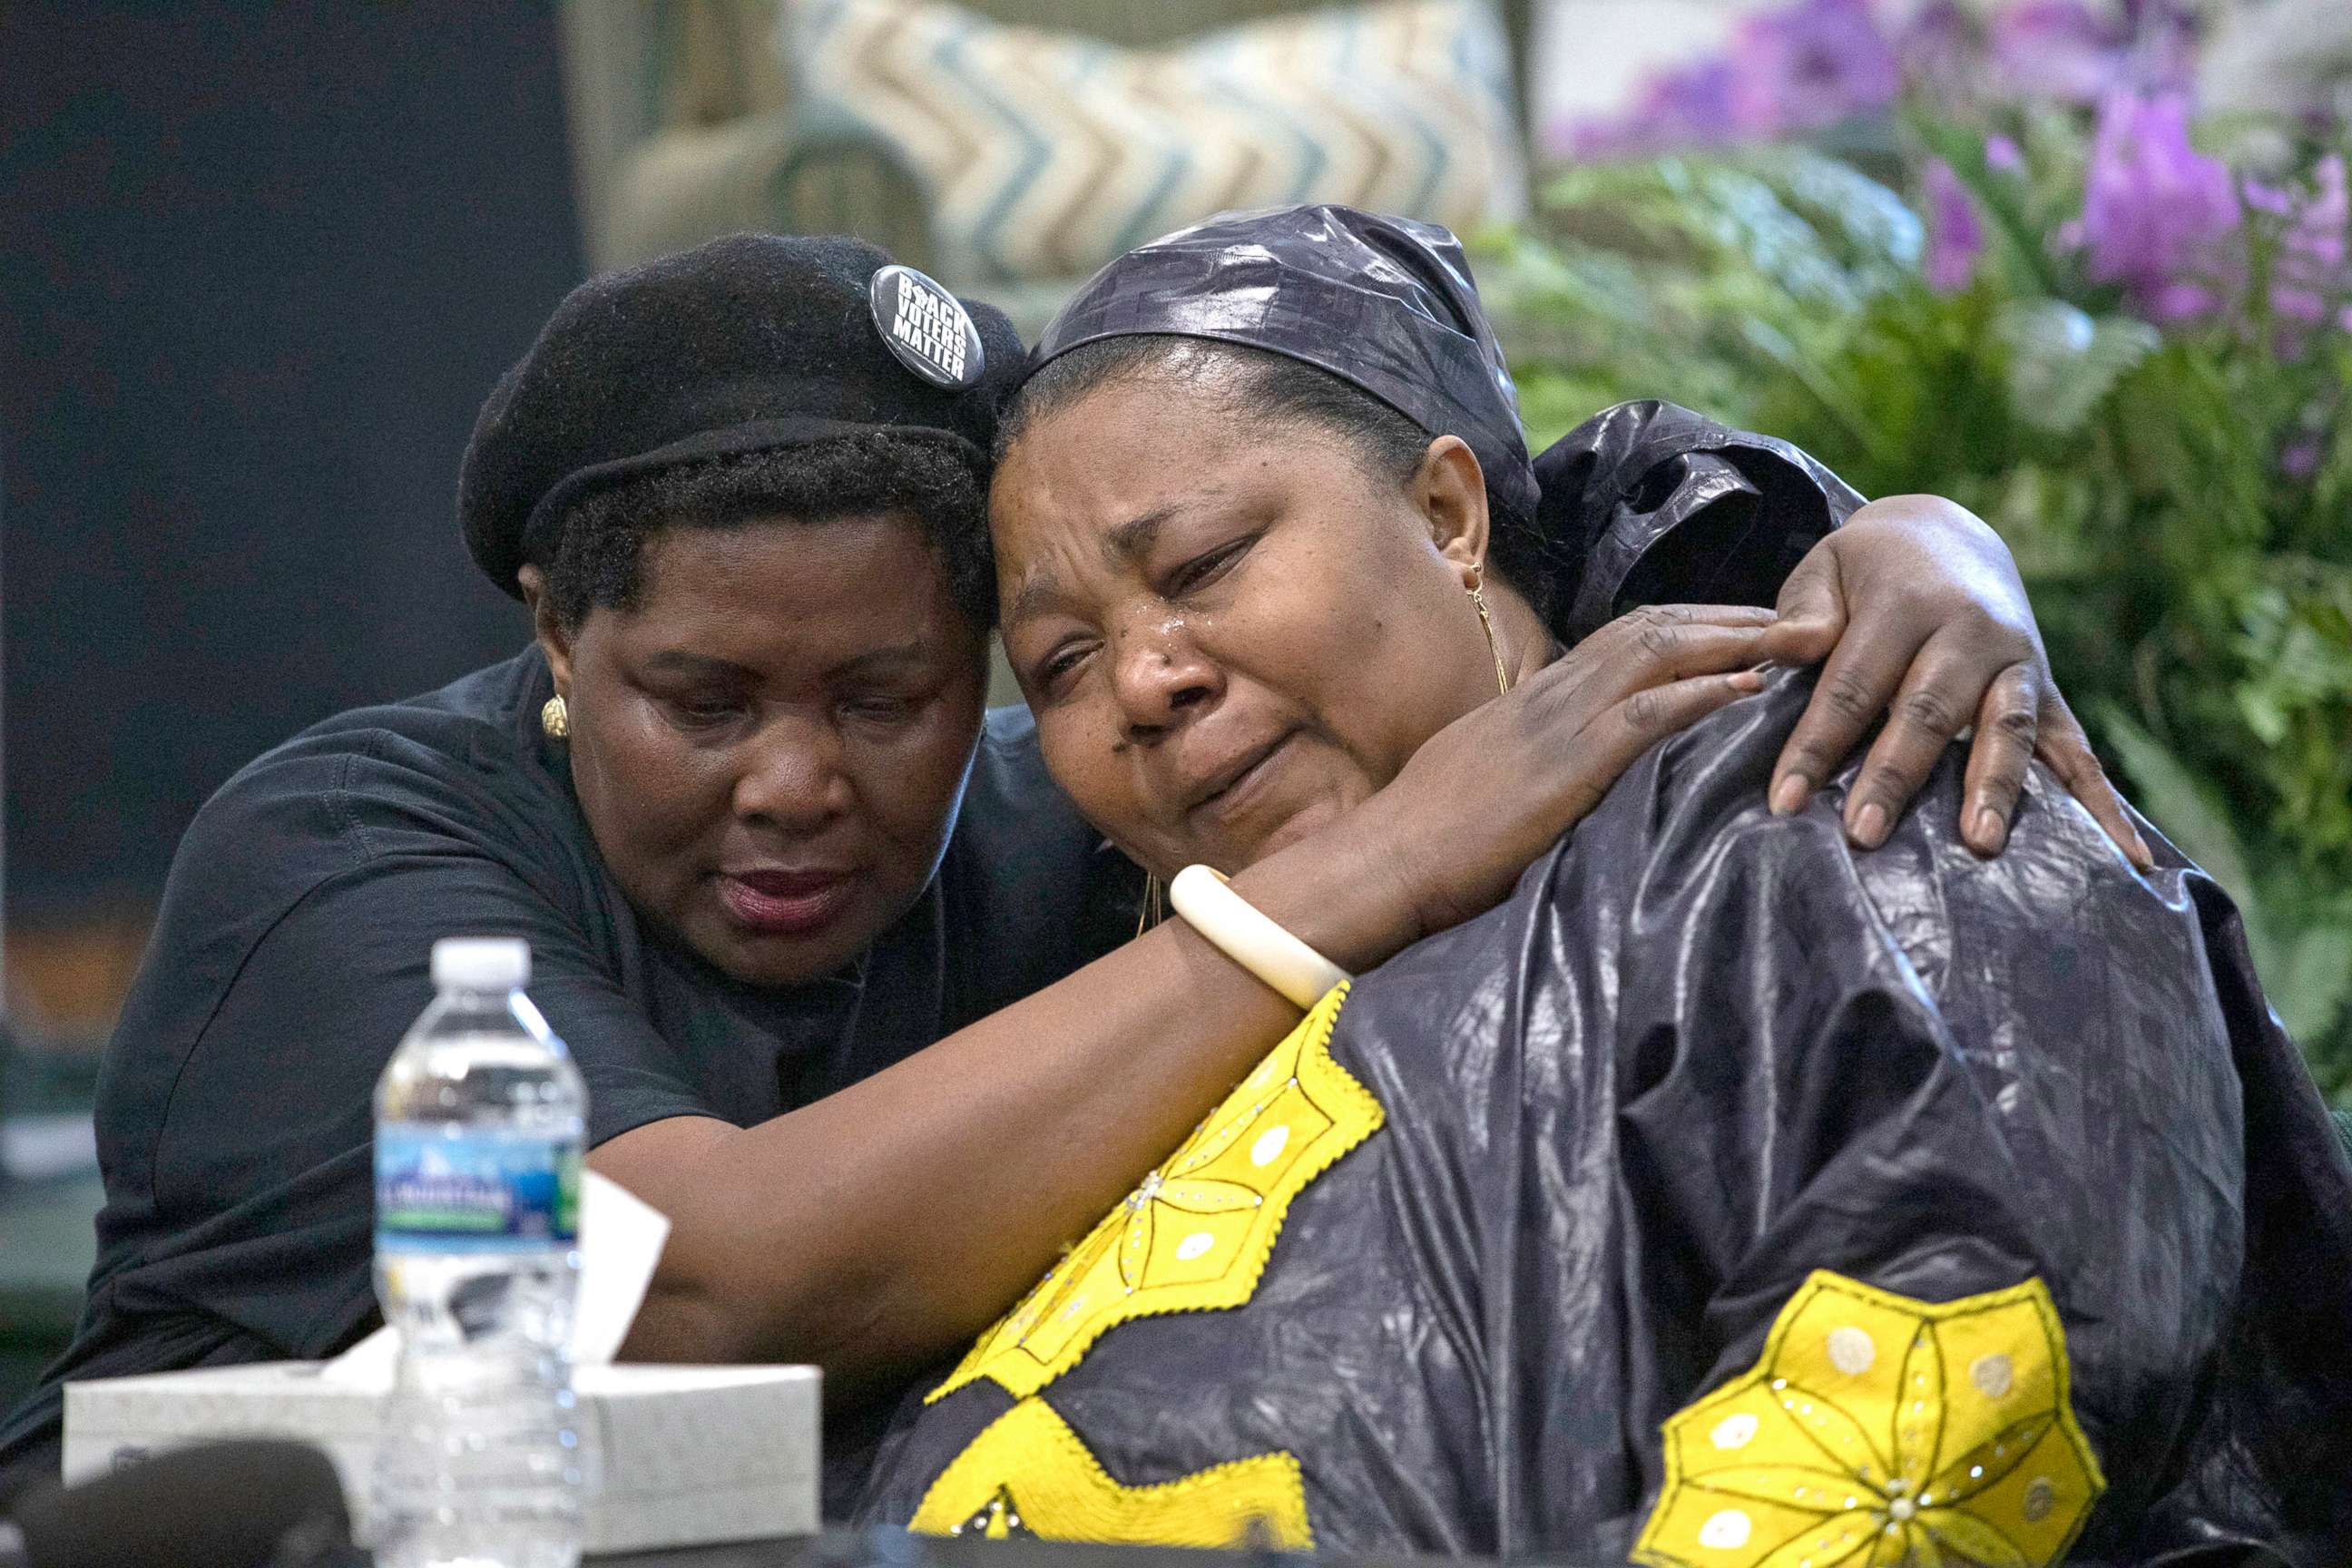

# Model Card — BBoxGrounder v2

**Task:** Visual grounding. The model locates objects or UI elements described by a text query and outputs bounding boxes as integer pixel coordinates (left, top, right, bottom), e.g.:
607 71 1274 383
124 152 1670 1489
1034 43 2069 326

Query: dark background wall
3 0 586 927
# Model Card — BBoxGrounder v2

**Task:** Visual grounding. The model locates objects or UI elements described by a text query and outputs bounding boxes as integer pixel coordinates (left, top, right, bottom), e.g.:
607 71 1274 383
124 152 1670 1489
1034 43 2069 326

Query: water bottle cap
430 936 530 991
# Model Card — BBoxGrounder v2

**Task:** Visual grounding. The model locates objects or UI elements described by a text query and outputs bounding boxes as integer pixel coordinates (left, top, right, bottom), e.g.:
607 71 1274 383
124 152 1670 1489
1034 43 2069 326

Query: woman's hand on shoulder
1759 494 2152 868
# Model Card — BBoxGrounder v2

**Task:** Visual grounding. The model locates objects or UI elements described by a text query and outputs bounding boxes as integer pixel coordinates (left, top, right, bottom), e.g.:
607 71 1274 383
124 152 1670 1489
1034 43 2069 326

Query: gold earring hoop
1470 577 1512 697
540 694 570 739
1135 871 1167 939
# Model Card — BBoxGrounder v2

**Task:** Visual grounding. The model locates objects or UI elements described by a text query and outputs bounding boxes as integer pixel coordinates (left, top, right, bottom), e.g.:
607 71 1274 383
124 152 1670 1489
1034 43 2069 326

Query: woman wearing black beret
0 230 2141 1503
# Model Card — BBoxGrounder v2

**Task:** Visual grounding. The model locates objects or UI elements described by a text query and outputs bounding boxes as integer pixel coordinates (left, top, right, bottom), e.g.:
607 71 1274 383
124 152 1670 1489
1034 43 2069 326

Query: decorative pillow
776 0 1526 284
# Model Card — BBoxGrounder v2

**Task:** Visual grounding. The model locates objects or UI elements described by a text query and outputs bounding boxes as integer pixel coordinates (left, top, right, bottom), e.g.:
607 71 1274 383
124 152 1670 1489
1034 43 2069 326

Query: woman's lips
716 869 858 936
1186 732 1295 829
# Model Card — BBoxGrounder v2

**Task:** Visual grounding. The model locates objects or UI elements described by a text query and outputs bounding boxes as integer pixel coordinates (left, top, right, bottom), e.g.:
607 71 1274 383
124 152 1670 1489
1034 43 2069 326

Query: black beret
460 232 1024 597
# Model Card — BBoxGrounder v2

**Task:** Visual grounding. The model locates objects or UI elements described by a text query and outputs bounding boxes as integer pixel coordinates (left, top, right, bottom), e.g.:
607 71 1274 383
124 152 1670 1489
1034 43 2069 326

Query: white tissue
322 1169 671 1387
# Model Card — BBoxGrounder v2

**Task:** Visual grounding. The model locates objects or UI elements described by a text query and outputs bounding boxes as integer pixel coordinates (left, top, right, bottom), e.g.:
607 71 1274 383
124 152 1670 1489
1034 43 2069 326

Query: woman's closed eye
1163 533 1259 597
668 701 748 738
1016 534 1260 699
837 685 929 728
1030 638 1100 700
659 689 750 732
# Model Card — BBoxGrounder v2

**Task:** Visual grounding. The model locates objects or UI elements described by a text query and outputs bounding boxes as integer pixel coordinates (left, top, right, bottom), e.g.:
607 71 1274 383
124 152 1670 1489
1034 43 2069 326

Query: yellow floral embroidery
930 982 1377 1404
1635 1271 2105 1568
909 1396 1313 1550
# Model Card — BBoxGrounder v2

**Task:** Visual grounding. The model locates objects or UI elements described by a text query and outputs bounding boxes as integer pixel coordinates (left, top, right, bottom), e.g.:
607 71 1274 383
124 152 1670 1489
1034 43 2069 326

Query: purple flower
1730 0 1900 136
2274 154 2348 325
1923 158 1984 292
1553 58 1743 161
1639 59 1746 148
1893 1 1981 101
2234 156 2349 339
1993 2 2128 103
2124 1 2204 97
2143 281 2222 324
2272 288 2329 328
1548 115 1626 162
2243 179 2297 219
2080 91 2239 320
1984 134 2025 176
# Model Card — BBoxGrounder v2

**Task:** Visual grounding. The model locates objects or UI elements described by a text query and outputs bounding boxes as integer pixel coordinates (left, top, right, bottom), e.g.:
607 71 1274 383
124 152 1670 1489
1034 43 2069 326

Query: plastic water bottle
372 936 589 1568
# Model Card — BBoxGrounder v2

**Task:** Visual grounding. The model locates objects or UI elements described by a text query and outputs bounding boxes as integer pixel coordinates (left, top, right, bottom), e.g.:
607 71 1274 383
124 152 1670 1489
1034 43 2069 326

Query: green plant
1479 134 2352 1100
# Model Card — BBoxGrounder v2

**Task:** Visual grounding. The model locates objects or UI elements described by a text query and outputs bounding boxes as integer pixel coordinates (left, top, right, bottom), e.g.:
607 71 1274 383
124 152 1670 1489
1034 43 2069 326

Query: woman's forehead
1009 356 1230 456
609 515 972 662
994 368 1348 523
994 378 1230 527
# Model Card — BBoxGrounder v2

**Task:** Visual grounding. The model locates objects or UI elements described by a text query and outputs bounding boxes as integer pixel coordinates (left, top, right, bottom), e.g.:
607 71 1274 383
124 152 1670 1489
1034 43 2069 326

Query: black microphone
1 1439 357 1568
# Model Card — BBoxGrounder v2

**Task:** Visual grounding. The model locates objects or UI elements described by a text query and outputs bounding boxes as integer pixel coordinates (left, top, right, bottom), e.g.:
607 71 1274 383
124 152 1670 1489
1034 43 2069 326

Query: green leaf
1737 316 1888 466
2092 702 2352 1044
2271 924 2352 1047
2093 703 2271 933
1994 301 2160 436
1744 147 1924 281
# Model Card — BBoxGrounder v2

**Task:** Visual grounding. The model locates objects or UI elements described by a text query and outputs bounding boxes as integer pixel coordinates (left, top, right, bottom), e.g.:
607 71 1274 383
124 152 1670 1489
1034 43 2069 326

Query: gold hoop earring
1135 871 1167 939
1470 578 1512 697
540 694 570 739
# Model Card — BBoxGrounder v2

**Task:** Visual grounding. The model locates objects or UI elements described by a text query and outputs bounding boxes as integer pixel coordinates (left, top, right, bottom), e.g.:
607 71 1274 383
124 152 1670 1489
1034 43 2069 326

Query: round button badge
869 264 985 390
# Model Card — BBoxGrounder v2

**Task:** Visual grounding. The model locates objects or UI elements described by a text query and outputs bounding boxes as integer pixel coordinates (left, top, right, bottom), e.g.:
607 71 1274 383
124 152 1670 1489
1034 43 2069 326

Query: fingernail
1769 775 1808 816
2131 831 2154 869
1973 808 2006 853
1852 802 1888 847
1729 669 1764 692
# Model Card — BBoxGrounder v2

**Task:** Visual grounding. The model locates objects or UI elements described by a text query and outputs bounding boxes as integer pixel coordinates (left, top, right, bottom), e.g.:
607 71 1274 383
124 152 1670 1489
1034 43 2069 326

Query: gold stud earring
1470 574 1512 697
540 694 570 739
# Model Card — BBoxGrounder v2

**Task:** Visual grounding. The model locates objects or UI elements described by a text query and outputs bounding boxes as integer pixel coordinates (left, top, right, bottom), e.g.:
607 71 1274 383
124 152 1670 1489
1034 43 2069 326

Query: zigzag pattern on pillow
779 0 1525 284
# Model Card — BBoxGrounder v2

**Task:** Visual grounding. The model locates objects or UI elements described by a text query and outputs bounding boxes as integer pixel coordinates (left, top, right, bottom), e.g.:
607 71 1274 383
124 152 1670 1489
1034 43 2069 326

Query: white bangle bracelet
1167 864 1352 1010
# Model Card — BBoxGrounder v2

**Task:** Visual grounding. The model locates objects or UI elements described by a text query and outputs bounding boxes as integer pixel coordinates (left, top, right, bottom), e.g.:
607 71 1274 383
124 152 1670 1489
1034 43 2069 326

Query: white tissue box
62 1361 820 1556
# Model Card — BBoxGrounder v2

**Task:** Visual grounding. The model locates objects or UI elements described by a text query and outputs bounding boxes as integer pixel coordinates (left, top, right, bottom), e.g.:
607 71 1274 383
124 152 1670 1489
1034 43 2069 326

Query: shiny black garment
1034 205 1541 528
1535 398 1864 640
858 668 2352 1564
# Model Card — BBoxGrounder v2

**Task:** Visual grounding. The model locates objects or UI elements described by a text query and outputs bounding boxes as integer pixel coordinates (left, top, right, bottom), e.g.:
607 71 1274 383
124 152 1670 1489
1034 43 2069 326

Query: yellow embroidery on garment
909 1396 1313 1550
929 982 1377 1404
1633 1271 2105 1568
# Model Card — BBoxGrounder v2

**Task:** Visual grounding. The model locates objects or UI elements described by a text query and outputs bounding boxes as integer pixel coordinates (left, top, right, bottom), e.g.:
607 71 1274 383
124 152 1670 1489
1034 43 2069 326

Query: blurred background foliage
1481 0 2352 1099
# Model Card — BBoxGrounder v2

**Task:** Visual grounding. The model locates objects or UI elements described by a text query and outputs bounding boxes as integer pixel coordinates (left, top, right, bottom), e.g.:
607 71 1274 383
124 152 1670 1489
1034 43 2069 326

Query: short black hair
539 428 994 633
1001 336 1561 624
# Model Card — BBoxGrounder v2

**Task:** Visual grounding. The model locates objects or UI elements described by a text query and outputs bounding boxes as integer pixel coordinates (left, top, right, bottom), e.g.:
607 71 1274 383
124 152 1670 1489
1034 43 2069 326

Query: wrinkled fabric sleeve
1534 400 1866 641
2143 876 2352 1562
1599 684 2265 1562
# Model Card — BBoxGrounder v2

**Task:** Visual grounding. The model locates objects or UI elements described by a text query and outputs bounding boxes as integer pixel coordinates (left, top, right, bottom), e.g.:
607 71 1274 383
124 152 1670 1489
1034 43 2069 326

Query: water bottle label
376 1124 581 1253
